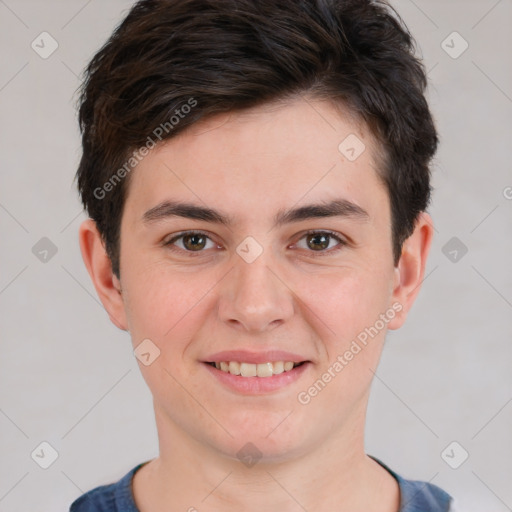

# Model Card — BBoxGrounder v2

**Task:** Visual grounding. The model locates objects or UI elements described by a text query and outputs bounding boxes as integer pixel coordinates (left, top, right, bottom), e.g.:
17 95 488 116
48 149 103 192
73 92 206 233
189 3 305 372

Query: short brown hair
76 0 438 278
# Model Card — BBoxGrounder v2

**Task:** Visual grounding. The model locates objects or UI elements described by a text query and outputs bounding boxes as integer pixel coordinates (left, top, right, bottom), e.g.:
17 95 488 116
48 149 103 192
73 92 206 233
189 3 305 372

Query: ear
78 218 128 331
387 212 434 330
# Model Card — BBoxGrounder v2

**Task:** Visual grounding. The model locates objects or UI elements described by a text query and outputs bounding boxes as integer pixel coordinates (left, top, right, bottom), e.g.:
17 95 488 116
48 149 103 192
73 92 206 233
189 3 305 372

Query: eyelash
163 229 347 257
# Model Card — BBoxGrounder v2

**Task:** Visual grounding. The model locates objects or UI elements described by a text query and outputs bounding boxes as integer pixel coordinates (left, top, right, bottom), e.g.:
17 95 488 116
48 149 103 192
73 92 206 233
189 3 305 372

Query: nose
217 250 295 333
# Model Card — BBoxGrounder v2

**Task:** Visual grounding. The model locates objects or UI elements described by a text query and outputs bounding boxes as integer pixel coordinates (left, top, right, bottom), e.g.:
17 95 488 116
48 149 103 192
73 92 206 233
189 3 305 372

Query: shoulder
370 456 454 512
397 475 454 512
69 464 144 512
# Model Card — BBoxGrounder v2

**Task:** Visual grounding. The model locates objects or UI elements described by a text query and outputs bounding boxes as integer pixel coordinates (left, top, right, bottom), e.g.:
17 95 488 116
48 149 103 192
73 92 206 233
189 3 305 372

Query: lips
202 350 311 389
208 360 306 377
204 349 309 365
202 357 311 394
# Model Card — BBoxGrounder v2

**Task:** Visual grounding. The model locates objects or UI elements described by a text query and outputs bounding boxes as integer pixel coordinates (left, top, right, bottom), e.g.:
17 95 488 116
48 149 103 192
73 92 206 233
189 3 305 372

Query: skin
79 97 433 512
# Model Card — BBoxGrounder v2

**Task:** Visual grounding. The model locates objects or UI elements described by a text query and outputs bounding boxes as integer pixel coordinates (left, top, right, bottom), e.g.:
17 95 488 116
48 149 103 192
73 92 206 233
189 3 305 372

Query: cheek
122 264 211 346
298 267 392 345
301 269 394 405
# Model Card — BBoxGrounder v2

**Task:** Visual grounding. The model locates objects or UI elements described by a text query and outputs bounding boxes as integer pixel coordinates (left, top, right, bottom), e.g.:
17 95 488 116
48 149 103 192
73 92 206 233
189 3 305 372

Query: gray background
0 0 511 510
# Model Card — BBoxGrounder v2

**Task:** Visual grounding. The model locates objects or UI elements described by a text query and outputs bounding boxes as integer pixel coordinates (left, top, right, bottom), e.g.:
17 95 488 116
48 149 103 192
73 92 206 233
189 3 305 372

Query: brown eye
182 233 207 251
295 230 346 254
165 231 216 253
306 233 331 251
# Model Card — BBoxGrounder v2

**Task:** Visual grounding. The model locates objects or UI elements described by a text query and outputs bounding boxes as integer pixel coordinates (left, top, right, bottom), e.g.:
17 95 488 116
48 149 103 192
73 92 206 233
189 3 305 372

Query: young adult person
71 1 455 510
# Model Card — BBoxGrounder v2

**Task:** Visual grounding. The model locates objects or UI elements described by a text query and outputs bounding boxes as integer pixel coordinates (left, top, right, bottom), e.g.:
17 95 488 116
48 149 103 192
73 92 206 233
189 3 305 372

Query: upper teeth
214 361 300 377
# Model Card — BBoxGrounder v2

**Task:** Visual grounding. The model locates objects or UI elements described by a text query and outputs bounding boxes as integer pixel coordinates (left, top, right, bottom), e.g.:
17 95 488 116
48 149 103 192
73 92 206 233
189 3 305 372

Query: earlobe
387 212 434 330
78 219 128 331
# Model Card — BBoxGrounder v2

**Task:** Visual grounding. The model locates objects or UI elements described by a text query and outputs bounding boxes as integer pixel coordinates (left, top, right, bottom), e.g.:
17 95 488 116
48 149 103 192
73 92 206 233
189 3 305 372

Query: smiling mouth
206 361 307 378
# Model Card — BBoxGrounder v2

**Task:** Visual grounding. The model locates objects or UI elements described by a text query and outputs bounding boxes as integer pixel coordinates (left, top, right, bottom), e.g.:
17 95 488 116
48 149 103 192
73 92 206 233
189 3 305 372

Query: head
77 0 436 462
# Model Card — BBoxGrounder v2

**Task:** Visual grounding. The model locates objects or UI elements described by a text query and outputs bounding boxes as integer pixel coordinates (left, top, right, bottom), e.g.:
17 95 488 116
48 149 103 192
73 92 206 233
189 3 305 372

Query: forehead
122 98 388 226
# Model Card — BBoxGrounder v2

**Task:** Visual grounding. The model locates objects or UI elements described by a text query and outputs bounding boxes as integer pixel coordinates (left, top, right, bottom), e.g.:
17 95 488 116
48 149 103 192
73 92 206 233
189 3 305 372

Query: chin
211 414 310 463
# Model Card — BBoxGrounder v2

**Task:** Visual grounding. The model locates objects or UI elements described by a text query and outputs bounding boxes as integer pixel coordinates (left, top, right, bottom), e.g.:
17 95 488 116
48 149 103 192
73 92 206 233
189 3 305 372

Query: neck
133 401 400 512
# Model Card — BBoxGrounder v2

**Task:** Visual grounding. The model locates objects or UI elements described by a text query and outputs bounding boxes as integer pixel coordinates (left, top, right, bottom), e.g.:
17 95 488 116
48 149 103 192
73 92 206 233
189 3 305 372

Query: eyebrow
141 198 369 227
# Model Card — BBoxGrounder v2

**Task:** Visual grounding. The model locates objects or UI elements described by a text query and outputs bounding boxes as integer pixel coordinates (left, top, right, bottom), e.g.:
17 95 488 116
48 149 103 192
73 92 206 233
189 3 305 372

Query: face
85 98 429 463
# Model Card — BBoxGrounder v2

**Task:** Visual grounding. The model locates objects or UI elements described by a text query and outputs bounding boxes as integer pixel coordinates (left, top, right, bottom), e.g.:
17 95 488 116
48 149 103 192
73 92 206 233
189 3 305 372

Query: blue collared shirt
70 457 455 511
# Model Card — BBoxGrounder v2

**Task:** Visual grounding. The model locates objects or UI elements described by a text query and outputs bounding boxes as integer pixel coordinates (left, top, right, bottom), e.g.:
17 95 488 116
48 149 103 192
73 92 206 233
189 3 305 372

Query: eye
294 230 346 254
164 231 217 253
163 229 347 256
